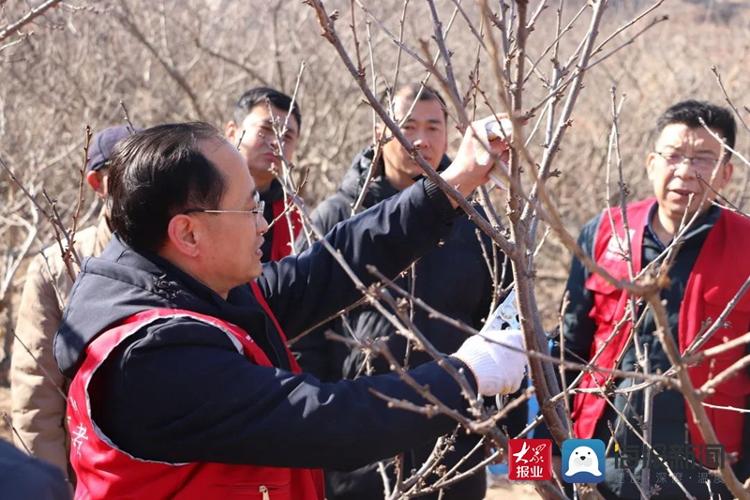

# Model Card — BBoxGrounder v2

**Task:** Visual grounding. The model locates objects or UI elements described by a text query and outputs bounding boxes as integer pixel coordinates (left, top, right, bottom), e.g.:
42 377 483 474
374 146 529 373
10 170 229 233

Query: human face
197 139 269 295
227 105 300 192
381 95 448 190
646 123 733 232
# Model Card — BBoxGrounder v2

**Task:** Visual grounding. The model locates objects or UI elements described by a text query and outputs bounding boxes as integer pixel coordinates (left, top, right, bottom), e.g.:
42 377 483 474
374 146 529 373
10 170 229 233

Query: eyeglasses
183 200 265 220
653 150 722 173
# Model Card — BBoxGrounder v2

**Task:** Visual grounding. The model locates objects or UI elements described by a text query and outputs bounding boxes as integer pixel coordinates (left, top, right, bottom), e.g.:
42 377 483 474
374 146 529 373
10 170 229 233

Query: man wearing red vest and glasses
53 120 528 499
559 100 750 498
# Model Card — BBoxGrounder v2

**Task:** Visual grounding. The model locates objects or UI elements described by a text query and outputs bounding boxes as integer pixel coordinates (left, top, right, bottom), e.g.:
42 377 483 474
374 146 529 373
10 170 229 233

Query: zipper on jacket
259 485 270 500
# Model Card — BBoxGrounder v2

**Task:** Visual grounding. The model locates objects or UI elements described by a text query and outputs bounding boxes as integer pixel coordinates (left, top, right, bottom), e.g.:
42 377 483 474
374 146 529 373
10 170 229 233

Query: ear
225 121 239 143
86 171 104 196
645 152 658 181
166 214 200 258
717 160 734 189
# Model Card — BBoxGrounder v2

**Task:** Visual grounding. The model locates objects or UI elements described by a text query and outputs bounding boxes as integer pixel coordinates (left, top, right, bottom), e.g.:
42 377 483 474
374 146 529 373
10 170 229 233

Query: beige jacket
11 216 111 479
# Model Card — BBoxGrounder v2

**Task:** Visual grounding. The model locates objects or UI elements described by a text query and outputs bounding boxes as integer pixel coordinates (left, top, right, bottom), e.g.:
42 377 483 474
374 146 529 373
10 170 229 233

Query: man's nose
257 214 270 235
672 160 698 178
413 135 429 150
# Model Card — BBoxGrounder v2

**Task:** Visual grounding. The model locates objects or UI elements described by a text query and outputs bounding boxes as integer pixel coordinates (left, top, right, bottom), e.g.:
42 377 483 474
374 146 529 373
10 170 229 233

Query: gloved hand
440 116 511 206
452 329 527 396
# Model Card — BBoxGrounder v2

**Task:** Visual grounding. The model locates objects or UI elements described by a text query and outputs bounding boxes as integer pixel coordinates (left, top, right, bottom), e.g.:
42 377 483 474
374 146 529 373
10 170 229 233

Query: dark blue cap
87 125 133 172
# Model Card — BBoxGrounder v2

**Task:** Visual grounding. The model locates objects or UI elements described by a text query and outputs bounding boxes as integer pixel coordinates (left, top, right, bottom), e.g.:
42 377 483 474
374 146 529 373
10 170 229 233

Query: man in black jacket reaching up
296 84 524 500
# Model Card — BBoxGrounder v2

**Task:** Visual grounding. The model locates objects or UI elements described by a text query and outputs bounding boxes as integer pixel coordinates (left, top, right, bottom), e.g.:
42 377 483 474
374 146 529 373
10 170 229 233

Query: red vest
572 199 750 458
67 282 324 500
270 198 302 261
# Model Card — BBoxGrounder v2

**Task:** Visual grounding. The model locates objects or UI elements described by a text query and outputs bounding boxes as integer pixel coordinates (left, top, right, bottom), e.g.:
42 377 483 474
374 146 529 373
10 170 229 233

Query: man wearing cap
11 125 131 481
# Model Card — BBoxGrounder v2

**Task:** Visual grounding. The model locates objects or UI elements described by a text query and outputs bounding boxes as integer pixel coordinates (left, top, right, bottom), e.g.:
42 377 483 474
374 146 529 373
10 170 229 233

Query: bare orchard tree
293 0 750 498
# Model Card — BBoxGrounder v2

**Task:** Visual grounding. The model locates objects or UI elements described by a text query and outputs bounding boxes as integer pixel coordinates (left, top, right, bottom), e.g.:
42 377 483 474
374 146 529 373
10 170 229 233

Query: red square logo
508 438 552 481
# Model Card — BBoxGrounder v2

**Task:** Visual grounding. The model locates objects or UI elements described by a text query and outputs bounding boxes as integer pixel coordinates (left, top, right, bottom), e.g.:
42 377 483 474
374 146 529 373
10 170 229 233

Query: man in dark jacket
296 84 523 500
559 100 749 499
0 438 70 500
225 87 302 261
53 121 527 499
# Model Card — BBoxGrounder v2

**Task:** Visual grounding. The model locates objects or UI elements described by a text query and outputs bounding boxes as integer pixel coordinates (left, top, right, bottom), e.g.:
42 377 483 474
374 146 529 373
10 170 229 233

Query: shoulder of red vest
717 207 750 249
121 308 240 331
591 198 654 259
600 197 655 220
719 207 750 231
596 198 655 237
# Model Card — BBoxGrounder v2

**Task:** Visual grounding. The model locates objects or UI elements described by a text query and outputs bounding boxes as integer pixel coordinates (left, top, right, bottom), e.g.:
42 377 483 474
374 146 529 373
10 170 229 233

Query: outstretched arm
260 118 511 337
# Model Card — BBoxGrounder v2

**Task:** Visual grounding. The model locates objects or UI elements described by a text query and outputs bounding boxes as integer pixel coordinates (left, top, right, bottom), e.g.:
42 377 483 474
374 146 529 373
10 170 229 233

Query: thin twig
0 0 62 43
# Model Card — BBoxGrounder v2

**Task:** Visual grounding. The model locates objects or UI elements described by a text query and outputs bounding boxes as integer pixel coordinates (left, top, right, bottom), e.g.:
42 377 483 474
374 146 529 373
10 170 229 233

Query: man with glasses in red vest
54 121 528 499
559 100 749 498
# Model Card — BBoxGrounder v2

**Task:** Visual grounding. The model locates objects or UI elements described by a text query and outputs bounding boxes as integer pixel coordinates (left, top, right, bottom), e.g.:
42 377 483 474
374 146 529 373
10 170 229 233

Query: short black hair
656 100 737 159
233 87 302 130
380 83 448 121
108 122 226 252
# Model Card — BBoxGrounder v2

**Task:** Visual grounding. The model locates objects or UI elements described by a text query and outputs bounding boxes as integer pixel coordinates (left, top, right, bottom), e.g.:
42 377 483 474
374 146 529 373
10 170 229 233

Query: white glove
471 116 512 189
452 329 527 396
